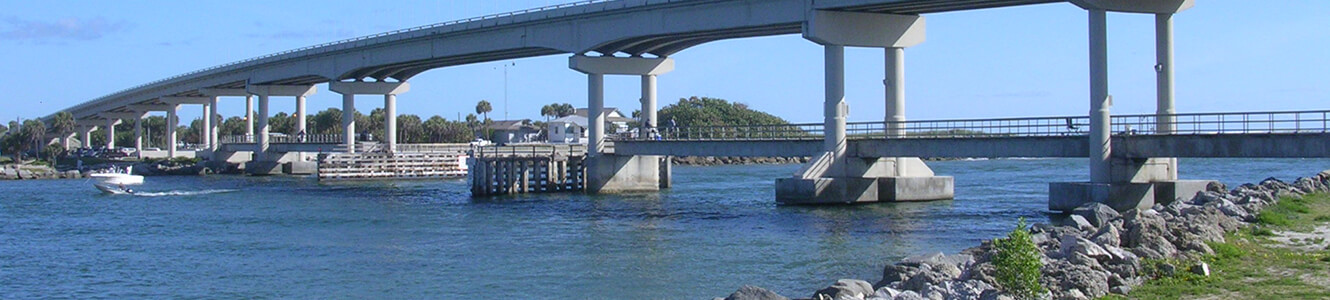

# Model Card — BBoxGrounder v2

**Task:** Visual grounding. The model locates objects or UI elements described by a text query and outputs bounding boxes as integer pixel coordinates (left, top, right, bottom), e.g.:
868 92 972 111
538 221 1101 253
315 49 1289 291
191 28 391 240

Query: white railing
613 110 1330 141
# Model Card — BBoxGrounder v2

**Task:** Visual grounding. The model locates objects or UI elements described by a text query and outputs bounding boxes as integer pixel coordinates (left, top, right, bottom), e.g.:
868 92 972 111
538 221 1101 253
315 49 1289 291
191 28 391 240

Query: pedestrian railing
220 133 345 144
613 110 1330 141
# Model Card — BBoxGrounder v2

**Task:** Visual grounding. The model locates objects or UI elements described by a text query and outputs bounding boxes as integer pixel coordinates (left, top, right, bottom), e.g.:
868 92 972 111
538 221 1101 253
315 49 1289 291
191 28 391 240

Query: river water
2 158 1327 299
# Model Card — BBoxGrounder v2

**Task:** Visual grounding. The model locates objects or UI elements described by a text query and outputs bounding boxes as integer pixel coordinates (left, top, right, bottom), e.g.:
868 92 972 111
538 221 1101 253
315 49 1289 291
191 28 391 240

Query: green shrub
992 217 1044 300
1257 211 1292 227
1208 242 1246 261
1313 215 1330 222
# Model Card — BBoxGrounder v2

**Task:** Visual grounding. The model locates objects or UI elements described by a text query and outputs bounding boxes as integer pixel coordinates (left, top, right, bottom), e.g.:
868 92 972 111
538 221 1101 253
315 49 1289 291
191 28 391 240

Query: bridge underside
614 133 1330 158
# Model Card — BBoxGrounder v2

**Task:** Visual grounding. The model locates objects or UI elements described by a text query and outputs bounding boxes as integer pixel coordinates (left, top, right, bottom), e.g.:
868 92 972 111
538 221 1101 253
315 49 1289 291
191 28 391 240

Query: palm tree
556 103 576 117
475 100 493 122
540 104 555 122
50 111 75 145
20 119 46 161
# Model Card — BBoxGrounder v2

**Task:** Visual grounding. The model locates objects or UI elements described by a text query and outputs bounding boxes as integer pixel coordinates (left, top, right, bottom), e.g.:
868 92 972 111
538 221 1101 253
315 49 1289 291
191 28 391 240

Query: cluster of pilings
470 155 586 196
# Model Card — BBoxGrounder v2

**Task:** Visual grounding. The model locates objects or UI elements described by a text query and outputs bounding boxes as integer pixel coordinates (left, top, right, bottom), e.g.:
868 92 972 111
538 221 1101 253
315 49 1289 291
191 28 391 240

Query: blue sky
3 1 1327 125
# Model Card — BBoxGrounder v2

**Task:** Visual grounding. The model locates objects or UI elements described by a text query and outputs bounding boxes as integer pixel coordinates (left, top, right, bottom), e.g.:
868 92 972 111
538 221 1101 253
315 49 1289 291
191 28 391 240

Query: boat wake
131 189 240 197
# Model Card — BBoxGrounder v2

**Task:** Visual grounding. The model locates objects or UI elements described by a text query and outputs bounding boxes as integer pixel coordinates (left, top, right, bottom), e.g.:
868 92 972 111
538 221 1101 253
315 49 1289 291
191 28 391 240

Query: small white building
546 107 636 144
547 115 587 144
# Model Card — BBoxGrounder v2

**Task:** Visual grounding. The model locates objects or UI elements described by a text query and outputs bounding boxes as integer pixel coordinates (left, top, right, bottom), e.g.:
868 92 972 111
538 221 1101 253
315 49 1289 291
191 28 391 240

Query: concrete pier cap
802 10 924 48
568 55 674 75
328 81 410 95
1070 0 1194 14
245 84 317 97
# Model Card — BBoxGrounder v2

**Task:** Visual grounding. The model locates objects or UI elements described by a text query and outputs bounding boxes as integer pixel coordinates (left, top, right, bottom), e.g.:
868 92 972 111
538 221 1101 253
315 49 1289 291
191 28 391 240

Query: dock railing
473 144 587 158
613 110 1330 142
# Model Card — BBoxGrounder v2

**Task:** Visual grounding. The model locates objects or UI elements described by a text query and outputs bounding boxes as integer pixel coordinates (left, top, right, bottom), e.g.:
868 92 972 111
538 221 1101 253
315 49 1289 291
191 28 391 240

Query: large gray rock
901 269 949 293
1067 215 1096 232
869 287 901 300
1061 235 1111 261
1090 224 1120 247
1072 202 1121 228
893 291 925 300
815 279 874 300
878 264 921 288
1122 209 1178 259
1043 261 1110 299
725 285 789 300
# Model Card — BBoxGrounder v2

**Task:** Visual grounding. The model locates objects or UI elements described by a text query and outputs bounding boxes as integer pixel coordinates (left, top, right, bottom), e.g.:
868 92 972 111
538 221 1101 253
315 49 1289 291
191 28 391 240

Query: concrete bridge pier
777 10 952 204
329 81 411 154
162 96 212 158
200 88 252 161
243 84 317 175
569 55 674 193
99 112 145 159
1051 0 1210 212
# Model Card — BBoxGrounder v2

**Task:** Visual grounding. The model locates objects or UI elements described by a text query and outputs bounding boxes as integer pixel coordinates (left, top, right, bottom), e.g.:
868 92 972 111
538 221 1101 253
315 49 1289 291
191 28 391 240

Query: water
2 158 1327 299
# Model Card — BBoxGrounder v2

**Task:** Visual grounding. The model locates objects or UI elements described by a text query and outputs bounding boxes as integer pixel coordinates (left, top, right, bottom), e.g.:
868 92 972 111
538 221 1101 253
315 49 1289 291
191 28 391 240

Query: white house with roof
546 107 634 144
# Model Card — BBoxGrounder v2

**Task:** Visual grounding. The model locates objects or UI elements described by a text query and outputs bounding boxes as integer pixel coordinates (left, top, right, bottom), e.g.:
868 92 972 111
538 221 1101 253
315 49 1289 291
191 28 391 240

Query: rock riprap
718 170 1330 300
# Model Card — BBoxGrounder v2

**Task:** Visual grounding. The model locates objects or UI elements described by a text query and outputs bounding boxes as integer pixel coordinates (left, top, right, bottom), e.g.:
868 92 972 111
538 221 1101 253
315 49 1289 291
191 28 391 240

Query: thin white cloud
0 16 130 41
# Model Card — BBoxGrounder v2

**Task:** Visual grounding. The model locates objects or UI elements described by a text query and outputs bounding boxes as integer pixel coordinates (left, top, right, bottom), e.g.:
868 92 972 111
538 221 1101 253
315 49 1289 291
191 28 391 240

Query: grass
1099 193 1330 299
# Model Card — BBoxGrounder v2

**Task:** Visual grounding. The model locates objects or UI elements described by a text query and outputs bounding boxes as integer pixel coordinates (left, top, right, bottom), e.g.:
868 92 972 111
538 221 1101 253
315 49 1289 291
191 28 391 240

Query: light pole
499 62 515 120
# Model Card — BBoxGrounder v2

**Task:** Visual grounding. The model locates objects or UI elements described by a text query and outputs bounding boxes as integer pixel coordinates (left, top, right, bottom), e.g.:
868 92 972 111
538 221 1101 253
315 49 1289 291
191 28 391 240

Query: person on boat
118 184 134 194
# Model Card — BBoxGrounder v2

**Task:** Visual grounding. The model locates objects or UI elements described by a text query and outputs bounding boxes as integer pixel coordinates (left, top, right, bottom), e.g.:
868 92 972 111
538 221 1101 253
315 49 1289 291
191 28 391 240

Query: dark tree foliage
658 96 789 127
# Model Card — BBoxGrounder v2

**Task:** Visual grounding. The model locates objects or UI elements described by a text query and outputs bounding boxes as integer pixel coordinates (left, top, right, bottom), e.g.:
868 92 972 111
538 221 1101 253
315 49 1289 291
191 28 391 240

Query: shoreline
716 170 1330 300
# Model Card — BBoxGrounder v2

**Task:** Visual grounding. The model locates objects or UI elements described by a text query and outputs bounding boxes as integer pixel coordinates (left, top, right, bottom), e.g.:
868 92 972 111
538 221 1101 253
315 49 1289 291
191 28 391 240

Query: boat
90 165 144 194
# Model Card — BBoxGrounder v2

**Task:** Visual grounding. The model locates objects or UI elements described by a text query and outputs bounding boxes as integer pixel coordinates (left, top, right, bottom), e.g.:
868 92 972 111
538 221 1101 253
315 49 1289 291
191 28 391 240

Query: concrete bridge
48 0 1321 211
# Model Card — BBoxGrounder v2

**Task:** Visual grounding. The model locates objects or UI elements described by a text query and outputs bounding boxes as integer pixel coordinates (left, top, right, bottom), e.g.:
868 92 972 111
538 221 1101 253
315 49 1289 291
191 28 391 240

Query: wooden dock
469 145 587 196
470 154 586 196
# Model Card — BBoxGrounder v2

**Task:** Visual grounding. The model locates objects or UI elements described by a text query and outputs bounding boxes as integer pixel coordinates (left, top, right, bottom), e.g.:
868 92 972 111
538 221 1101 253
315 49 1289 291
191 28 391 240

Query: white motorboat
91 166 144 194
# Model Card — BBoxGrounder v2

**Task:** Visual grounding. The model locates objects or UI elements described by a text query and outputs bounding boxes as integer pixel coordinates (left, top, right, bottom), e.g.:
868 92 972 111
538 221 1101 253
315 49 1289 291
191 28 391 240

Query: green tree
49 111 76 142
556 103 575 117
397 114 425 143
220 116 248 137
476 100 493 122
992 217 1045 300
310 108 342 135
540 104 555 122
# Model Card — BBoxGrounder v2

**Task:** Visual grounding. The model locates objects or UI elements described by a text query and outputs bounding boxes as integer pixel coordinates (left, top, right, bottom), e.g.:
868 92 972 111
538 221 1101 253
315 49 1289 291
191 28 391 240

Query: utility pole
500 62 515 120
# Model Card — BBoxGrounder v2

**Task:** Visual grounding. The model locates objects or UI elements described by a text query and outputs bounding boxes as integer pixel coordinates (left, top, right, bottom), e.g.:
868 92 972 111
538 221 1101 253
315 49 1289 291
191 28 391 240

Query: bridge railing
636 123 826 141
396 143 472 154
618 110 1330 141
72 0 622 116
220 133 346 144
1112 110 1330 135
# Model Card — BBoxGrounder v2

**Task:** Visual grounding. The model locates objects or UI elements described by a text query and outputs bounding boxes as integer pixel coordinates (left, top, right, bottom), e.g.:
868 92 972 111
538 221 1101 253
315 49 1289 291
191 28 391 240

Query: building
574 107 633 133
483 120 542 145
546 107 637 144
547 115 587 144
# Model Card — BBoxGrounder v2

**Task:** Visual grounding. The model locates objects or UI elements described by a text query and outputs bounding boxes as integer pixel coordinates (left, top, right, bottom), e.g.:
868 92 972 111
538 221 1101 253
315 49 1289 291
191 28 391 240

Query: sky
2 1 1327 125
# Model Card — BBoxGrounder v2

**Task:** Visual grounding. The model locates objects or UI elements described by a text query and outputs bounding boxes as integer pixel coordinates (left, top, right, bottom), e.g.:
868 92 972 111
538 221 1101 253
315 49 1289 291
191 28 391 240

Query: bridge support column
208 96 219 151
245 84 317 175
641 75 658 135
570 55 675 193
296 95 307 137
200 103 211 150
1052 0 1204 212
341 93 356 153
167 104 179 158
384 94 396 153
105 118 116 150
79 125 95 150
778 10 951 204
1156 13 1179 180
330 81 410 154
245 95 255 137
134 116 143 159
